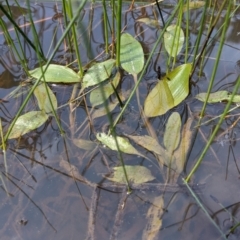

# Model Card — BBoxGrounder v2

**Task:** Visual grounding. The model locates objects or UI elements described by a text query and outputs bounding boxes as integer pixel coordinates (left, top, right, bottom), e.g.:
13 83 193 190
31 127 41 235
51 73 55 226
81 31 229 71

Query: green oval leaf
120 33 144 75
34 83 57 113
29 64 80 83
82 59 116 89
195 91 240 103
96 132 144 157
106 165 155 184
144 79 174 117
90 71 120 106
167 63 192 106
164 112 181 152
164 25 184 57
8 111 48 139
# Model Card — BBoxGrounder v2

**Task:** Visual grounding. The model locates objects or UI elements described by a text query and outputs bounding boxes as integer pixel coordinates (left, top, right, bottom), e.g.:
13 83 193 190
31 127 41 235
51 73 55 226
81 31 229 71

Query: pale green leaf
144 63 191 117
82 59 116 89
106 165 155 184
72 138 98 151
183 1 205 12
196 91 240 103
167 63 192 106
120 33 144 75
8 111 48 139
137 18 160 28
174 117 193 173
90 71 120 106
96 132 145 157
164 25 184 57
144 79 174 117
34 83 57 113
29 64 80 83
164 112 181 152
142 196 164 240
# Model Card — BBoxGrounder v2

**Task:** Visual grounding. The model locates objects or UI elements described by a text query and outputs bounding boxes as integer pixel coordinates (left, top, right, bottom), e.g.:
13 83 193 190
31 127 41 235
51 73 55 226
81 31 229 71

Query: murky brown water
1 1 240 240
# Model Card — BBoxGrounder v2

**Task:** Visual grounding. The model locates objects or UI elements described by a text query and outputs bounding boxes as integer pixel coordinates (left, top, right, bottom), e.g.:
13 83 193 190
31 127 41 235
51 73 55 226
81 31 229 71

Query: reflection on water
0 1 240 239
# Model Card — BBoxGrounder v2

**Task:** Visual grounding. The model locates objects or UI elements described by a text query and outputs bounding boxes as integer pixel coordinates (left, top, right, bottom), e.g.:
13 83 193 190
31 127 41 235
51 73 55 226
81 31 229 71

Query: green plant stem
183 178 227 240
185 1 233 182
67 0 84 77
0 4 45 61
116 0 122 67
184 0 189 63
186 77 240 182
191 0 209 69
4 0 88 141
198 0 229 121
103 0 109 54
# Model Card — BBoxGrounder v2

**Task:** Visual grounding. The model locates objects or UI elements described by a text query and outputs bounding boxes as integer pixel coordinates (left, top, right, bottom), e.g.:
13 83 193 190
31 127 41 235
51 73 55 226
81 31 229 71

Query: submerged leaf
29 64 80 83
137 18 160 28
125 134 166 156
196 91 240 103
163 112 181 152
144 79 174 117
174 117 194 173
91 89 131 119
82 59 116 89
90 71 120 106
142 196 164 240
106 165 155 184
96 132 144 157
8 111 48 139
91 101 119 119
120 33 144 74
72 138 98 151
164 25 184 57
34 83 57 113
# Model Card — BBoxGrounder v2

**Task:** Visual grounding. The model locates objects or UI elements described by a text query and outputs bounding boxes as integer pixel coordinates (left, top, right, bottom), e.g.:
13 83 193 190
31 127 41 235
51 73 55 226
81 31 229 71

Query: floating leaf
164 25 184 57
82 59 116 89
163 112 181 152
167 63 192 106
120 33 144 75
196 91 240 103
34 83 57 113
90 71 120 106
144 79 174 117
144 63 191 117
142 196 164 240
29 64 80 83
8 111 48 139
174 117 193 173
96 132 145 157
106 165 155 184
73 138 98 151
183 1 205 12
137 18 160 28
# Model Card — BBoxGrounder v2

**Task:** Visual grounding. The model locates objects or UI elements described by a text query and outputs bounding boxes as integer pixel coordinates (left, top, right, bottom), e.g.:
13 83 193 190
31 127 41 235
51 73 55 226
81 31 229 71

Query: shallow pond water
1 1 240 240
